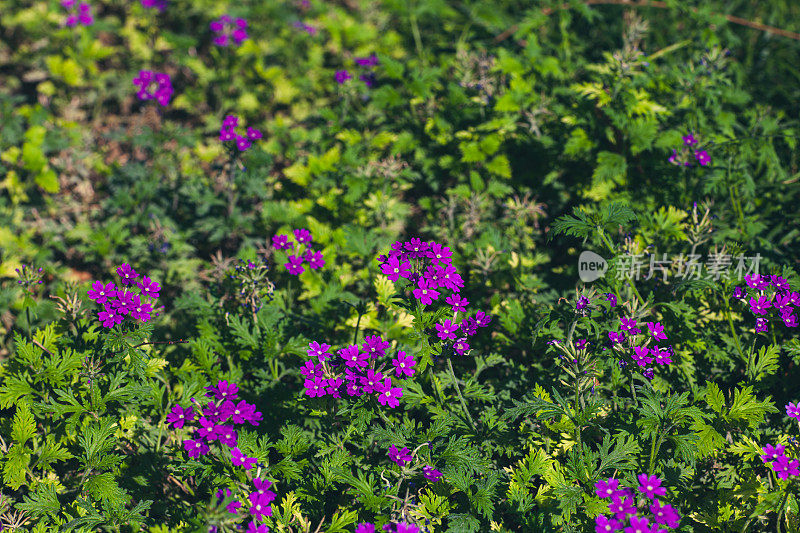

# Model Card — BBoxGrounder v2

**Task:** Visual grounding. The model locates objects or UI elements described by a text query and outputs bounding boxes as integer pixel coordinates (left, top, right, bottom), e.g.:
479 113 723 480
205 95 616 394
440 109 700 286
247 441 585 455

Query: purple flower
413 279 440 305
595 515 621 533
362 335 390 358
435 319 460 341
216 425 238 447
423 465 442 482
694 150 710 166
625 516 651 533
285 255 305 275
637 474 667 499
446 294 469 313
381 255 412 282
308 341 332 362
745 273 770 291
340 345 368 370
755 318 769 333
355 54 379 67
576 296 590 310
272 234 293 250
787 402 800 421
595 477 620 499
608 331 625 344
183 438 209 458
98 306 123 328
231 447 256 469
304 377 328 398
205 380 240 402
116 263 139 286
87 281 116 304
651 347 673 366
132 71 173 106
136 276 161 298
247 521 269 533
249 492 273 520
646 321 667 341
732 286 745 299
376 378 403 408
356 524 376 533
63 0 93 26
360 369 384 394
604 293 617 307
334 70 352 84
211 15 249 47
166 404 195 429
608 493 636 521
761 444 786 463
682 133 698 146
140 0 167 11
453 338 470 356
293 228 312 244
650 500 681 528
620 317 638 333
388 445 412 467
749 296 771 315
235 135 252 151
391 351 416 378
226 499 241 515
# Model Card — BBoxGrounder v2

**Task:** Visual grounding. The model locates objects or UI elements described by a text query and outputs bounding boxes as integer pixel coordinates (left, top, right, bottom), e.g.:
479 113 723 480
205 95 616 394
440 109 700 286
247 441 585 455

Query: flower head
637 474 667 499
388 445 412 467
335 70 352 84
211 15 248 47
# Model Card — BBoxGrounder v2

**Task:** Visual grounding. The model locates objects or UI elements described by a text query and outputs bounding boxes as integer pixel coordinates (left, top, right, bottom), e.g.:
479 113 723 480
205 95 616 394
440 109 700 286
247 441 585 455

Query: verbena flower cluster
760 443 799 479
301 335 411 407
168 381 274 529
668 133 710 167
62 0 93 27
356 522 420 533
15 263 45 294
388 445 442 482
132 70 174 107
210 15 248 47
335 53 379 87
87 264 160 328
219 115 262 152
272 229 324 275
292 21 317 35
140 0 167 11
732 273 799 332
378 238 491 357
594 474 680 532
605 316 674 380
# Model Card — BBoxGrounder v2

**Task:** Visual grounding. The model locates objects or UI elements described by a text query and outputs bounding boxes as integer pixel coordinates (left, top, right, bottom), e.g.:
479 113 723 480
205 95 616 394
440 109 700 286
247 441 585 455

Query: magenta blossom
637 474 667 499
210 15 248 47
388 445 412 467
166 404 195 429
132 71 173 106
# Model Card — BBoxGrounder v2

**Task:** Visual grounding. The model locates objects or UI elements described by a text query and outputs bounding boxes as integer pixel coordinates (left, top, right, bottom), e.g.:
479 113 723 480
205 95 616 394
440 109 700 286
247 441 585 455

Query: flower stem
447 358 476 431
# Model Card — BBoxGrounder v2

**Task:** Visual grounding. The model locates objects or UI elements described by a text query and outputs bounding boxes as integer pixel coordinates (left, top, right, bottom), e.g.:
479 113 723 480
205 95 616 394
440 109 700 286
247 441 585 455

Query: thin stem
723 297 746 363
25 307 33 342
629 374 638 406
573 371 583 454
447 358 476 431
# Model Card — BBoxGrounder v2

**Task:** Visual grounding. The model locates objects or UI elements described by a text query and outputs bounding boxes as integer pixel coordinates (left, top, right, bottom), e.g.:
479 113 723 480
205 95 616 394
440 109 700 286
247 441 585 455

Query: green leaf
11 401 36 445
705 381 725 413
747 344 780 382
17 482 61 519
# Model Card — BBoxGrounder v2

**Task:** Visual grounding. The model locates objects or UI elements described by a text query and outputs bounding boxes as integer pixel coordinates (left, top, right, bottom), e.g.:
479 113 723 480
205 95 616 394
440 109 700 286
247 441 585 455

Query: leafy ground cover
1 0 800 531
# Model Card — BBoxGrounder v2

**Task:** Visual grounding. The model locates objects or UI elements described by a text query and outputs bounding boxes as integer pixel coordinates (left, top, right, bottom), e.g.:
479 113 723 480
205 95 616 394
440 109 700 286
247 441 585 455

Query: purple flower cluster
668 133 711 167
132 70 174 107
293 21 317 35
732 274 799 332
213 479 276 530
335 53 379 87
87 264 160 328
272 229 324 275
219 115 262 152
62 0 93 26
761 444 799 479
354 53 379 87
607 317 674 379
356 523 420 533
787 402 800 421
210 15 248 47
302 336 411 407
15 264 45 294
176 380 263 458
594 474 680 532
140 0 167 11
378 238 491 357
